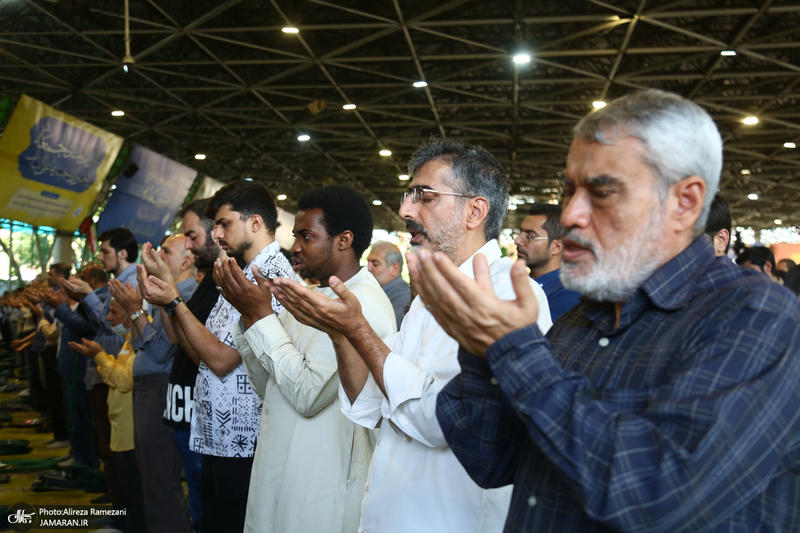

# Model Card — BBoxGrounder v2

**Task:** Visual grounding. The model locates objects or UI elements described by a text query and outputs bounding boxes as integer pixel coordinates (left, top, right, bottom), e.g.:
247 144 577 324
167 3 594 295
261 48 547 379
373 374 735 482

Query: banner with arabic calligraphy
0 94 123 231
97 145 197 245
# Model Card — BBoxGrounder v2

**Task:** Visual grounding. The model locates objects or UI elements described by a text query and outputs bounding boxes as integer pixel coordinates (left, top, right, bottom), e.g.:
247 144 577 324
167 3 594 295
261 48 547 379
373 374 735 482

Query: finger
432 252 494 306
148 275 169 291
472 254 496 295
327 277 362 313
509 259 539 314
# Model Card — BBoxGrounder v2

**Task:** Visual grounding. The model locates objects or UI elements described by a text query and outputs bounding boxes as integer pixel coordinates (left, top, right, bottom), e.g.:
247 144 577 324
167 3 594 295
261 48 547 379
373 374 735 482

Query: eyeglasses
515 230 549 243
401 186 476 205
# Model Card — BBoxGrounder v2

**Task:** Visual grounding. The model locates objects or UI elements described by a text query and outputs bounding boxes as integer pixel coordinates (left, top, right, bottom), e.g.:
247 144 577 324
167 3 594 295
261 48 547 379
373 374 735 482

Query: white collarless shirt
341 240 553 533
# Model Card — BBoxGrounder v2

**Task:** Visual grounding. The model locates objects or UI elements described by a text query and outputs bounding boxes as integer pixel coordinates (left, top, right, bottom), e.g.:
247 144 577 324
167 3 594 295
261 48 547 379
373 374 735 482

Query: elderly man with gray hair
367 241 411 330
412 89 800 532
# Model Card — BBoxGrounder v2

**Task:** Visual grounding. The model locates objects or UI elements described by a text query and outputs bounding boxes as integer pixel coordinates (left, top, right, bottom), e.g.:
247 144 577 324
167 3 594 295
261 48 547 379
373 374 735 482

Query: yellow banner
0 94 123 231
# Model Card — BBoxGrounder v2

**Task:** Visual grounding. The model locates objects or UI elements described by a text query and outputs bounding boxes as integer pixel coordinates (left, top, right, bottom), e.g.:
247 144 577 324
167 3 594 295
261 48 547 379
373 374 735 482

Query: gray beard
560 211 668 302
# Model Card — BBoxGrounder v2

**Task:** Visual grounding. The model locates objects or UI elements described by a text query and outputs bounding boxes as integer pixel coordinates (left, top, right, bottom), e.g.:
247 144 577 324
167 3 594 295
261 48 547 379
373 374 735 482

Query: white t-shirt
190 240 296 457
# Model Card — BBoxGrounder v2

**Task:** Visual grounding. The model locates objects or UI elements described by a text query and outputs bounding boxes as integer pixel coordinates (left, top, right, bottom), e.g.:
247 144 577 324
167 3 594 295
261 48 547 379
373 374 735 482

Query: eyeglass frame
401 185 477 205
515 230 550 243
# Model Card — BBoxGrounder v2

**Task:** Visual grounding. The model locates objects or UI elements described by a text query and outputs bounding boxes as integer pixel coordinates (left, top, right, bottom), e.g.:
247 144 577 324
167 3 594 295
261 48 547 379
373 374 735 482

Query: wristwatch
164 296 184 317
130 310 145 322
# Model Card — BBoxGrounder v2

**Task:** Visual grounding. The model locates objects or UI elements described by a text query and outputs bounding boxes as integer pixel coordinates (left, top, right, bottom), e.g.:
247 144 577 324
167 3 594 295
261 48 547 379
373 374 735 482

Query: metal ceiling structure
1 0 799 231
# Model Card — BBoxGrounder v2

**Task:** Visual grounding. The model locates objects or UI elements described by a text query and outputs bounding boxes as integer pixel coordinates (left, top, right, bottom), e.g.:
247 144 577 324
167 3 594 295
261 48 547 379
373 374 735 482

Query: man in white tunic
216 185 396 533
271 140 553 533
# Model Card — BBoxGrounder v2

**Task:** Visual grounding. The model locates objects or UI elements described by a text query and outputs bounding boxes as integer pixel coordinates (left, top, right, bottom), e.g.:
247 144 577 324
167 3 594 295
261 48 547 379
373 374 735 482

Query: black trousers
40 346 68 440
132 374 190 533
116 449 147 533
201 454 254 533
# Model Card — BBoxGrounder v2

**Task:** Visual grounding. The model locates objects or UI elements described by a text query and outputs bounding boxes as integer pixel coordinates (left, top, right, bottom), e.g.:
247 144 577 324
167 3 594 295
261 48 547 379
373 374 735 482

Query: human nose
290 239 301 253
560 190 590 230
513 233 525 246
398 194 416 219
211 225 223 241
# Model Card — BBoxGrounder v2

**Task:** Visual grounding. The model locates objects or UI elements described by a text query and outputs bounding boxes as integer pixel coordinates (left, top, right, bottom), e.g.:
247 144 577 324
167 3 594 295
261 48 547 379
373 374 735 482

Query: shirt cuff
486 325 561 398
242 314 288 357
93 350 113 370
381 351 429 413
457 348 504 398
83 291 100 308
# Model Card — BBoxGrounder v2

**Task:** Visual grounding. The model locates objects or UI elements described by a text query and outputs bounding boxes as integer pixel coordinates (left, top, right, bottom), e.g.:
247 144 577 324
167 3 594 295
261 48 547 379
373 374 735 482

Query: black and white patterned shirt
190 240 296 457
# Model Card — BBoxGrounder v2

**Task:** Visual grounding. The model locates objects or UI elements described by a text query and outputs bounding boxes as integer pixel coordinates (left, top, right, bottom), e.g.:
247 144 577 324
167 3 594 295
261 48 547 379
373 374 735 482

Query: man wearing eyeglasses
265 139 552 533
515 203 581 322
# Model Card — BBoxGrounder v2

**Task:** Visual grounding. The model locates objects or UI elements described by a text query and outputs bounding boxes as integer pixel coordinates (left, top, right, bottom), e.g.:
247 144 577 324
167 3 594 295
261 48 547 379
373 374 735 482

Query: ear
671 176 705 233
715 229 730 255
118 249 128 262
764 261 773 275
250 214 263 233
181 254 192 271
465 197 490 231
336 231 354 252
550 239 563 257
389 262 401 277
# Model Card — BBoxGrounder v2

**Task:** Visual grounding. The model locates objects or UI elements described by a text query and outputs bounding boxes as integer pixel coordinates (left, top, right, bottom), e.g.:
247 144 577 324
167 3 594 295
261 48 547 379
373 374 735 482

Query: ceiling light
379 149 392 156
282 27 299 34
720 50 737 56
277 194 287 201
343 104 357 110
111 110 125 117
743 116 759 125
244 178 253 181
123 64 129 73
110 185 117 190
774 219 782 225
784 142 796 149
748 193 759 200
508 204 518 210
297 134 310 141
399 174 409 181
413 81 427 88
194 154 206 160
373 200 382 206
513 54 531 65
592 101 606 109
741 169 751 175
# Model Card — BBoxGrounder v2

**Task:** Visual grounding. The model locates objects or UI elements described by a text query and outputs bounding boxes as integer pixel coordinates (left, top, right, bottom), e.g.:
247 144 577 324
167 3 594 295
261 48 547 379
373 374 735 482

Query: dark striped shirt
437 236 800 532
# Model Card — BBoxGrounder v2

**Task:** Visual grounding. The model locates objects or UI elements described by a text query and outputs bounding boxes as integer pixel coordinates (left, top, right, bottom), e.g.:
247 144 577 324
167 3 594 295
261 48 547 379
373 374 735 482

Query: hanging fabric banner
0 94 123 231
97 145 197 245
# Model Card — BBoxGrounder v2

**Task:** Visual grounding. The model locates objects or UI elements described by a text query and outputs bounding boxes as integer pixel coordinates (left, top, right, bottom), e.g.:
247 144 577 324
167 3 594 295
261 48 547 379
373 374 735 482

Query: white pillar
52 231 74 266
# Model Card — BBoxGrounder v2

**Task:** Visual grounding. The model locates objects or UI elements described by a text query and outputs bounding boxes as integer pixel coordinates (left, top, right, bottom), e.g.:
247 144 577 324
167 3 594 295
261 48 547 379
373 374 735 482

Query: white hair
573 89 723 234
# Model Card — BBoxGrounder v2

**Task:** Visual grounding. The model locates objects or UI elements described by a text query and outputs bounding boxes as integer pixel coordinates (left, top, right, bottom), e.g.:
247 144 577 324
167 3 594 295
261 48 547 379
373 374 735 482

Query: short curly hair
297 185 373 258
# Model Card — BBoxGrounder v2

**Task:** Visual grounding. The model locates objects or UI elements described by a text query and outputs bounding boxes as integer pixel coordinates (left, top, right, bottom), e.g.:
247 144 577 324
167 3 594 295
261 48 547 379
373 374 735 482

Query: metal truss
1 0 799 231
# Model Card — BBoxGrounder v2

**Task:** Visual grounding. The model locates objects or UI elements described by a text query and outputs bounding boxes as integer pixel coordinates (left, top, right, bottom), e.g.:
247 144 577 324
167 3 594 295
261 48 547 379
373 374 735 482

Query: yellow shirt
93 334 135 452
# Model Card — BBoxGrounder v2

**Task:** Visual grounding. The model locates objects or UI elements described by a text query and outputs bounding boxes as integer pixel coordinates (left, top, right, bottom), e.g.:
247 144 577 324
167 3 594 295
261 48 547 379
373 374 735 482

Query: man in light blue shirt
112 234 197 533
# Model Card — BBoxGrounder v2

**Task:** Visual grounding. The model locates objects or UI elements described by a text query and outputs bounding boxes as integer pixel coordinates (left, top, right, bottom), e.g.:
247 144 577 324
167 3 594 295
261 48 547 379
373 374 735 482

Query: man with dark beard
409 89 800 532
215 185 396 533
138 183 295 533
263 140 552 533
514 203 581 322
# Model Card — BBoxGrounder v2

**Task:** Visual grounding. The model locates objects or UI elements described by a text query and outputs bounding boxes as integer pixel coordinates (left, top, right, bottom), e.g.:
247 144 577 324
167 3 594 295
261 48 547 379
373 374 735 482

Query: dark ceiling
1 0 800 230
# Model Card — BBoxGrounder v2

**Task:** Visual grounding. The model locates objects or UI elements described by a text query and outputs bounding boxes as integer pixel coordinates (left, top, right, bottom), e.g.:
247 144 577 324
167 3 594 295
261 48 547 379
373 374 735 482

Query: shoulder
697 258 800 317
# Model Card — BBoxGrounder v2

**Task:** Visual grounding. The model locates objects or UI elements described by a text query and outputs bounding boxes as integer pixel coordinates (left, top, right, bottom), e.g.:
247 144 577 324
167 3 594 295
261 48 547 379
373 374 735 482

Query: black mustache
405 219 427 236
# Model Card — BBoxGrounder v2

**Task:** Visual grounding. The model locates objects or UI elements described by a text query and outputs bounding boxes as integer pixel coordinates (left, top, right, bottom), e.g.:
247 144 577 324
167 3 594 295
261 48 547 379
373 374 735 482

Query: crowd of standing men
1 87 799 533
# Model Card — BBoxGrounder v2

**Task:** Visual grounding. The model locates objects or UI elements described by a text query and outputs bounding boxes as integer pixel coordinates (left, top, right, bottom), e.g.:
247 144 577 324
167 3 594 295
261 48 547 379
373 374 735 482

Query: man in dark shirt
409 89 800 532
514 204 581 322
160 198 224 533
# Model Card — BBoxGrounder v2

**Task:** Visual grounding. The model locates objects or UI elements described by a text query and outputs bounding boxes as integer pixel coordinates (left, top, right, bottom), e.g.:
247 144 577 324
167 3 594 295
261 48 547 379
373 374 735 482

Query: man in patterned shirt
412 89 800 532
138 180 296 533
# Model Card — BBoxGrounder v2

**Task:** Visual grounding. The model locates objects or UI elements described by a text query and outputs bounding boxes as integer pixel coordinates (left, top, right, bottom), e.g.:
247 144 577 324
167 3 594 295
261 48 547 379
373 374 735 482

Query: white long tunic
232 267 397 533
341 240 553 533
